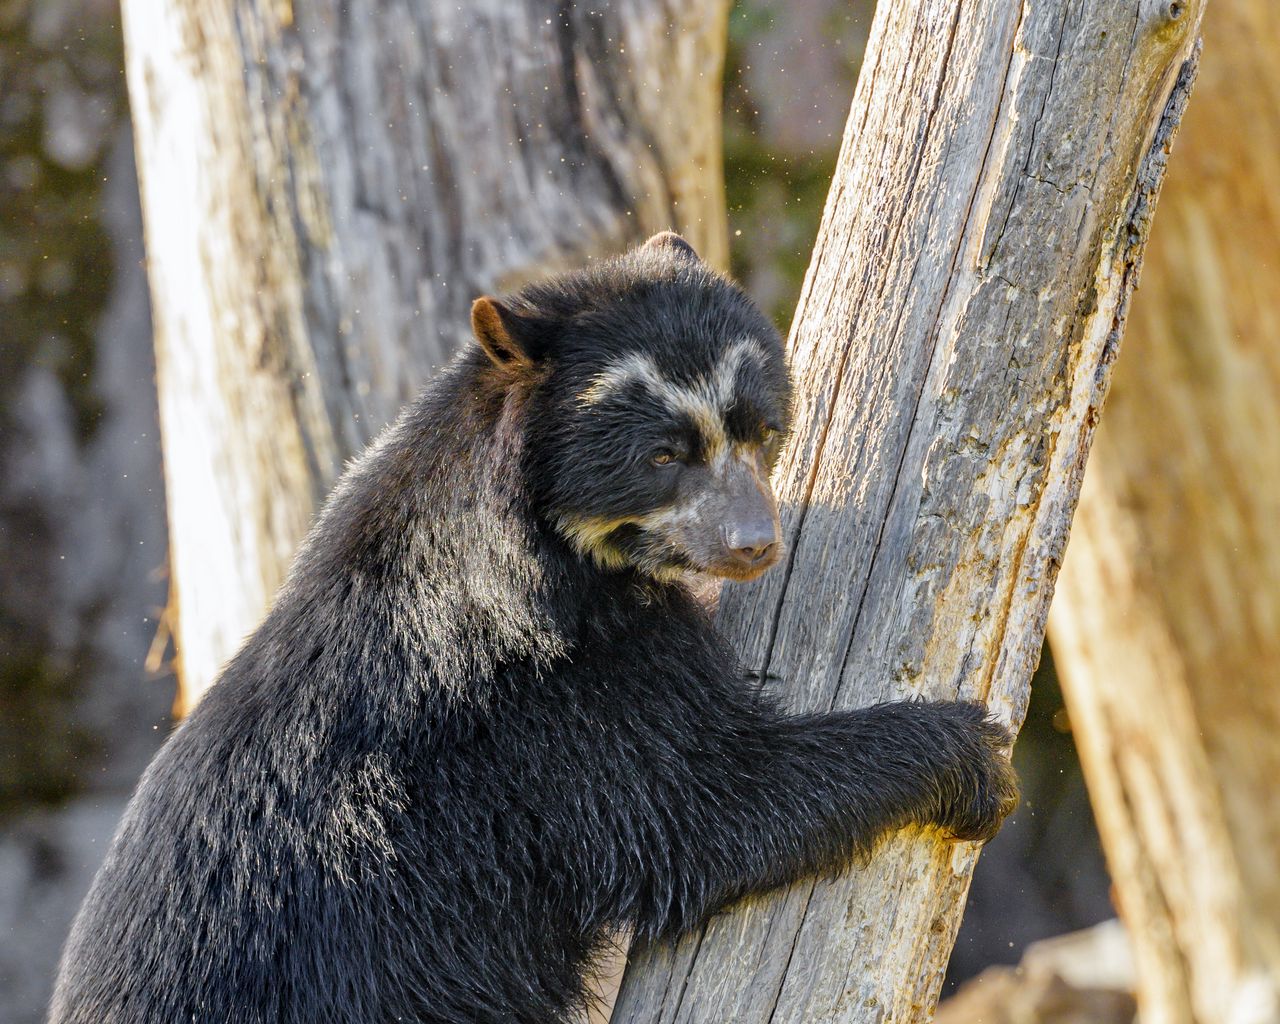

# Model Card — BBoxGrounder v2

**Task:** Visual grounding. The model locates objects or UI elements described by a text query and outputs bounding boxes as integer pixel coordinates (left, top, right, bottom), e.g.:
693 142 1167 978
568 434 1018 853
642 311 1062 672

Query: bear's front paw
923 702 1019 843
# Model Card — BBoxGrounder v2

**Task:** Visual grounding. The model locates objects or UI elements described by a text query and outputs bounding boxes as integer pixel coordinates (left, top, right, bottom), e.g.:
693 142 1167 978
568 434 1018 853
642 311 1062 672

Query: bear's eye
650 448 682 467
761 426 782 448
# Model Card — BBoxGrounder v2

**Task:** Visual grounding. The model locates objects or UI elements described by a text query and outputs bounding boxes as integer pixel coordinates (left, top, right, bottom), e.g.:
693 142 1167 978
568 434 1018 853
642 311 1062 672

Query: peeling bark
122 0 731 713
1049 1 1280 1020
613 1 1205 1021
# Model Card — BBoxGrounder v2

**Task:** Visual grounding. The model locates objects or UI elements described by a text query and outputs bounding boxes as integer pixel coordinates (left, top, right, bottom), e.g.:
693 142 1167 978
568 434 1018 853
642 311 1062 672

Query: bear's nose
722 520 779 566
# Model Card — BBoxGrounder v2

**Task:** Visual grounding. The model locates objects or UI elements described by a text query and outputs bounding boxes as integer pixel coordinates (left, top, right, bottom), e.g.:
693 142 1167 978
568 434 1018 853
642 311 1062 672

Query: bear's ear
642 231 699 263
471 297 536 371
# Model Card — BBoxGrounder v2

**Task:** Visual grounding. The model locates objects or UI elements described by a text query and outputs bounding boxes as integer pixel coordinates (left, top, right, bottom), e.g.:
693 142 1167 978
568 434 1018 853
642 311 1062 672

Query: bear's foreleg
632 699 1017 937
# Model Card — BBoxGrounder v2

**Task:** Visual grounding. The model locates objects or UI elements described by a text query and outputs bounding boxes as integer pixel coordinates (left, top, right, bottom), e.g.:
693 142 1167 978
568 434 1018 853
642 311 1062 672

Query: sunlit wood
614 0 1206 1019
1050 1 1280 1020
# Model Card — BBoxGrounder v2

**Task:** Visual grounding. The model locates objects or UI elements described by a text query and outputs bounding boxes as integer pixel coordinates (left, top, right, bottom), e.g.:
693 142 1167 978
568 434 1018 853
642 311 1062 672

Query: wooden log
121 0 731 714
613 1 1206 1021
1049 1 1280 1019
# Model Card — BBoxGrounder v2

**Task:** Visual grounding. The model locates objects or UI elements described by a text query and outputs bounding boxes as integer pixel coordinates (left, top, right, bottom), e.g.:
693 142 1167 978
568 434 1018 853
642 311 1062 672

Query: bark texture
122 0 731 713
1048 2 1280 1021
613 1 1205 1021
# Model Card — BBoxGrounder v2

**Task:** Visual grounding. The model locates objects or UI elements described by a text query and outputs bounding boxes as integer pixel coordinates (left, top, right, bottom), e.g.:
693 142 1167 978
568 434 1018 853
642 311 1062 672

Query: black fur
50 239 1017 1024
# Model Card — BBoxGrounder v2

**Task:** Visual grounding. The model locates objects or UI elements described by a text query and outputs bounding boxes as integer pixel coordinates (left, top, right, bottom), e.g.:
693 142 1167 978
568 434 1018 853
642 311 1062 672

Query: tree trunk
121 0 731 715
1047 1 1280 1020
613 1 1205 1021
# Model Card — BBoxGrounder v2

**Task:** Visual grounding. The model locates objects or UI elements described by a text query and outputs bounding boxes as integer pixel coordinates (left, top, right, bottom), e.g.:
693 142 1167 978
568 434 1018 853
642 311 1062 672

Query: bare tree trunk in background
1048 2 1280 1021
614 1 1205 1021
121 0 731 715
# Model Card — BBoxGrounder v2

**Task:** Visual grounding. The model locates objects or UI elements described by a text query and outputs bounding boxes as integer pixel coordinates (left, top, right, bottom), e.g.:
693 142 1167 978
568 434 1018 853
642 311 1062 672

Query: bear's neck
259 354 661 709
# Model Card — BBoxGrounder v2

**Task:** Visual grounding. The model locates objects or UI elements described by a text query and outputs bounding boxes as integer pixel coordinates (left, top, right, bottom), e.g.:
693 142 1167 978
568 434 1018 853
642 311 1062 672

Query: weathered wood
122 0 731 714
613 1 1205 1021
1048 1 1280 1019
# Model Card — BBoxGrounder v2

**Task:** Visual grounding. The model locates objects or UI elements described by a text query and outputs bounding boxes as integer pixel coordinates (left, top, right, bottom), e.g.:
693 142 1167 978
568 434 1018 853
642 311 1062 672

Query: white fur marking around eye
577 338 769 458
577 353 664 407
712 339 769 408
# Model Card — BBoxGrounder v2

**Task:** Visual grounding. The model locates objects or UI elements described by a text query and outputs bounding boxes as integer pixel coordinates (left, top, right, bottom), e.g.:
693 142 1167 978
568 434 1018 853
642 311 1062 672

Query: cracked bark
612 1 1205 1021
121 0 731 714
1048 1 1280 1020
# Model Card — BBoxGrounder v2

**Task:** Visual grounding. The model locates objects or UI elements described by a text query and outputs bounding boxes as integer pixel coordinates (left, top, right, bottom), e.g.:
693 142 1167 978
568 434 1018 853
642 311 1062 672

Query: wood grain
613 1 1206 1021
1050 1 1280 1019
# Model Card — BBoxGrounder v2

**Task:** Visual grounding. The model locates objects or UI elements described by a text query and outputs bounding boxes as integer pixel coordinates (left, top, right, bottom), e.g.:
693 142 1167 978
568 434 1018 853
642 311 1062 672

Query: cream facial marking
636 489 711 537
556 512 638 570
559 475 719 566
577 339 770 460
558 443 773 578
556 507 693 579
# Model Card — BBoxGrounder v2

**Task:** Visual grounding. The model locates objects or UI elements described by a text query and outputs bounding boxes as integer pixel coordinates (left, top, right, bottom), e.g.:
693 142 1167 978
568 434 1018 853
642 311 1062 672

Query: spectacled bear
50 233 1017 1024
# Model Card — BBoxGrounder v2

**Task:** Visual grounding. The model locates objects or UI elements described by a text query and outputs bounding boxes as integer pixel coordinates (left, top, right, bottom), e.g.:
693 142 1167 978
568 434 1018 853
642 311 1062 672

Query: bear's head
471 232 793 583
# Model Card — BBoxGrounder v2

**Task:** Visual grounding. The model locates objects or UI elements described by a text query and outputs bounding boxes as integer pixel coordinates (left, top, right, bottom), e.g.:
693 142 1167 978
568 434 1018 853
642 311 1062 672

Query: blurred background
1 1 1275 1022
